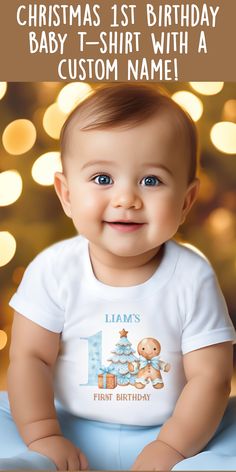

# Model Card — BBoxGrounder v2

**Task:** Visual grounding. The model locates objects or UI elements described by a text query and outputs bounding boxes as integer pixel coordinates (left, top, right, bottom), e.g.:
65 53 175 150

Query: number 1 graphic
80 331 102 386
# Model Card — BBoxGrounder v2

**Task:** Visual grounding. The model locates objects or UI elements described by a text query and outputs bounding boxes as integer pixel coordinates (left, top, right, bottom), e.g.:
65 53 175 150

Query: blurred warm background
0 81 236 392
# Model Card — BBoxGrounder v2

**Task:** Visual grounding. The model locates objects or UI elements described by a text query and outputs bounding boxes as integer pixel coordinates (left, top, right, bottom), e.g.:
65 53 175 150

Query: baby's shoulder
29 234 86 275
170 240 215 282
41 234 84 257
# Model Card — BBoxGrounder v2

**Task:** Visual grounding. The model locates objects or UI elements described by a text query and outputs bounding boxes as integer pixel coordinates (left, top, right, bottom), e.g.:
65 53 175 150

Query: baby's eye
140 175 161 187
93 174 113 185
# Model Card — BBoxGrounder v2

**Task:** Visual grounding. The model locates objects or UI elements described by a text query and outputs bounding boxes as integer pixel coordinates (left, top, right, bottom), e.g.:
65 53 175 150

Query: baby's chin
106 244 150 259
88 235 161 261
102 237 164 259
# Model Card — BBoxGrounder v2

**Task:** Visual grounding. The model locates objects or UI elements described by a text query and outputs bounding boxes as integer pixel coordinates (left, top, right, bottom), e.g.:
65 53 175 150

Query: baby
1 84 236 471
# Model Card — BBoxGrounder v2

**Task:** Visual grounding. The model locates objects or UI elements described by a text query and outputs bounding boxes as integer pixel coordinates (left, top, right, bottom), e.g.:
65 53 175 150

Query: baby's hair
60 84 198 183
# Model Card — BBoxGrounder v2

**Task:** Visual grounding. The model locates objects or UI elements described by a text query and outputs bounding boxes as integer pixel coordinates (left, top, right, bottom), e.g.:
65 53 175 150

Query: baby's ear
54 172 72 218
181 178 200 224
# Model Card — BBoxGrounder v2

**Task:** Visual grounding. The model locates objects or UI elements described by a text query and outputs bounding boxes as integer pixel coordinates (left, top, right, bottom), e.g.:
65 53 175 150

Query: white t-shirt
9 236 236 426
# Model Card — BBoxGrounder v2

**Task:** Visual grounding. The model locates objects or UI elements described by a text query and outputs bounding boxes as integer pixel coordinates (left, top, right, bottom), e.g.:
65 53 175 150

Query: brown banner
0 0 235 82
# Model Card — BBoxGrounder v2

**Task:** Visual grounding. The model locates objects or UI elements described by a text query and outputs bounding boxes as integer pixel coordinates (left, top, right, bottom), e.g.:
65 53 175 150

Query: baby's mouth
104 221 145 233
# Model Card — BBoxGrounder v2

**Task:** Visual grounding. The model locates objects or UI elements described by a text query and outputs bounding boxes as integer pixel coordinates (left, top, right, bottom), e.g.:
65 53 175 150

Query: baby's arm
7 312 88 471
131 342 233 470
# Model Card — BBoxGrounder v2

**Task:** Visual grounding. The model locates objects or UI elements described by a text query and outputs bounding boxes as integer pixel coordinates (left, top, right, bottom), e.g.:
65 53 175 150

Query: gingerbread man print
129 338 170 389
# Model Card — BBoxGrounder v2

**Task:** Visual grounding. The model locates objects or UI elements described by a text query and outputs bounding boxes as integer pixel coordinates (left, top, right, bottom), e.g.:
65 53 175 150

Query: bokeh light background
0 82 236 391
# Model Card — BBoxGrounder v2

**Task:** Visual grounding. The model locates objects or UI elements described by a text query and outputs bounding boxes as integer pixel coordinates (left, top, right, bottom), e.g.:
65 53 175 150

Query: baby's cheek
86 191 106 212
155 204 183 232
83 197 97 212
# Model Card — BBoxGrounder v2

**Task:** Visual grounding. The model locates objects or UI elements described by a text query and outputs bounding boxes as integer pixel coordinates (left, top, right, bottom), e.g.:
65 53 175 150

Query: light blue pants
0 392 236 470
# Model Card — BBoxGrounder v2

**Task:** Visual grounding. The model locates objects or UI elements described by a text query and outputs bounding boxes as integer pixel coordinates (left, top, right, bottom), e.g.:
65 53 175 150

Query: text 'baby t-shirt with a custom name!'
9 236 236 426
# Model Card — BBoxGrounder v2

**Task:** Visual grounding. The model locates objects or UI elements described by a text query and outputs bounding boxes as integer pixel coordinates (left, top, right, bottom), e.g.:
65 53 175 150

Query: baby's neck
88 243 164 287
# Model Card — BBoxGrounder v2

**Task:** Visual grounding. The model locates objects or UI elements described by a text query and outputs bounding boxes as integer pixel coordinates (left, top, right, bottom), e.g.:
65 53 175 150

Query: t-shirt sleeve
9 247 64 333
181 268 236 355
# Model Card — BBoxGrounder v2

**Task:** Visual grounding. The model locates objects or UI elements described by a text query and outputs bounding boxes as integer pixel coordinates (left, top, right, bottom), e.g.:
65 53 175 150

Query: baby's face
55 112 198 260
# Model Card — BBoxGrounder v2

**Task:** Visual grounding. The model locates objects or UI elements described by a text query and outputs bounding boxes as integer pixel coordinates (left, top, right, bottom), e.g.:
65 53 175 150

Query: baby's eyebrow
81 160 117 170
81 160 173 177
142 163 173 177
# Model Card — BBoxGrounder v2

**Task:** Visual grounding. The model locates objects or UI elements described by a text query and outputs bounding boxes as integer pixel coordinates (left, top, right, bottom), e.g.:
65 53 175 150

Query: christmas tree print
107 329 138 386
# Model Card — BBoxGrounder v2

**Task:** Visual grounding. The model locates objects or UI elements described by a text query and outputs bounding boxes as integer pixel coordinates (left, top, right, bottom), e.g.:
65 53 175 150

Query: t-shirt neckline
82 237 180 301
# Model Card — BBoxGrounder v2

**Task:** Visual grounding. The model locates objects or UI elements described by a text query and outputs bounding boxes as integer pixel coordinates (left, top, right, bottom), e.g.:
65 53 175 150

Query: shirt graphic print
83 328 170 390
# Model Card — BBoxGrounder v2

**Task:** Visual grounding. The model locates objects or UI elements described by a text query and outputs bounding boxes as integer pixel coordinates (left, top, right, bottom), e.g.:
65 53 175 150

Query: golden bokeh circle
0 82 7 100
210 122 236 154
0 330 7 350
0 170 23 206
57 82 92 114
0 231 17 267
43 103 68 140
189 82 224 96
32 152 62 186
172 91 203 122
2 119 37 155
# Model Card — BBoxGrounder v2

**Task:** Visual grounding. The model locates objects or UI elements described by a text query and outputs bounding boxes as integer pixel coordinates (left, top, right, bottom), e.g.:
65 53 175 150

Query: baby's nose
111 189 142 210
